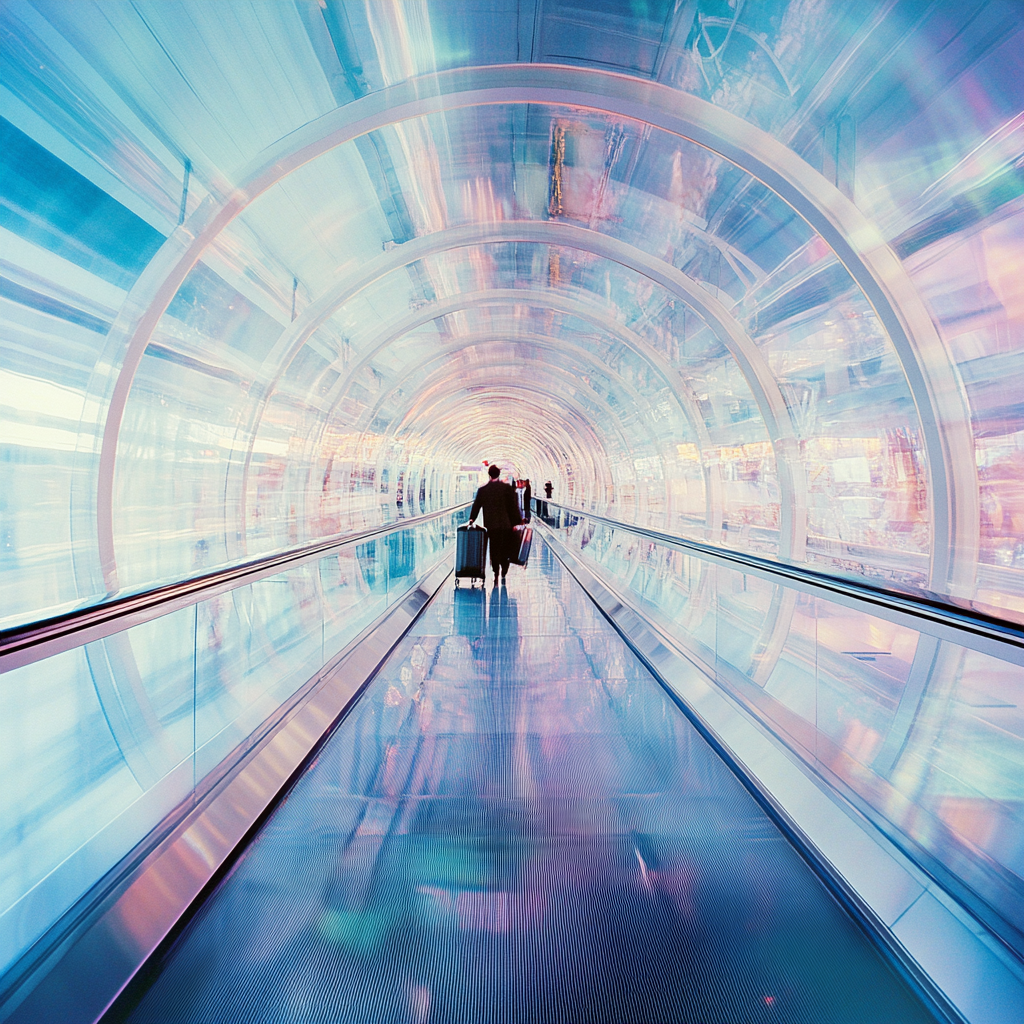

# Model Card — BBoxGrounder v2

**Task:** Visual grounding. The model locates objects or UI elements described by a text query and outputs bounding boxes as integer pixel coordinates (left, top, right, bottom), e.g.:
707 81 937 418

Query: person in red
469 464 522 585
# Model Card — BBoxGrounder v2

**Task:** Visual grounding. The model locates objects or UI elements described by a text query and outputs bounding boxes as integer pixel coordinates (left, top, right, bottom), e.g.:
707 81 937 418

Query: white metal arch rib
386 405 604 507
238 223 798 555
347 333 666 475
95 63 974 591
375 381 617 502
421 409 594 480
429 410 599 498
302 288 722 532
310 329 676 479
371 390 607 509
282 298 714 539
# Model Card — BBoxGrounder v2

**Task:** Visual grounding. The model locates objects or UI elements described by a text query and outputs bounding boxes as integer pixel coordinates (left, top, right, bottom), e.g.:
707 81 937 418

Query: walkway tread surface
115 540 938 1024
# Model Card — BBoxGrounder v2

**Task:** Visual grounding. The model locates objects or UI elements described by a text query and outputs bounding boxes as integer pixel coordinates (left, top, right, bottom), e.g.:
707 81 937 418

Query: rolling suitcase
510 524 533 567
455 523 488 586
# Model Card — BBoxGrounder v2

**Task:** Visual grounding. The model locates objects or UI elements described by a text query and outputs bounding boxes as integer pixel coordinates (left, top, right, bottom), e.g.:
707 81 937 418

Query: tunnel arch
362 388 608 514
299 294 722 533
266 319 675 544
352 335 668 470
371 386 613 511
3 7 1022 1003
233 222 790 555
83 63 978 598
122 217 802 583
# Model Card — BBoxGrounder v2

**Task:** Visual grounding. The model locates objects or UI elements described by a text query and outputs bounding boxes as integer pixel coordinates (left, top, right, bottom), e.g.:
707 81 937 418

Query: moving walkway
1 509 1022 1023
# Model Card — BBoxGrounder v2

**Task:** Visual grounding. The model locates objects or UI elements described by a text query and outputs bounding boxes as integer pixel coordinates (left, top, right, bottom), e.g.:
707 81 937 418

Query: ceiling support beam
89 64 974 593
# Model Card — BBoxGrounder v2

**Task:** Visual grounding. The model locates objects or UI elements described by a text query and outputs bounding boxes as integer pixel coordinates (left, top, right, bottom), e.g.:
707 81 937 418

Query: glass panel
193 571 316 783
553 510 1024 952
2 0 1021 628
0 606 195 977
0 515 458 976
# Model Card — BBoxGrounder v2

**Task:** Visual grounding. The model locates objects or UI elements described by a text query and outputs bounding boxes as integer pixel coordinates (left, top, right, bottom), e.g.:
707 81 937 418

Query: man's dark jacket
470 479 522 531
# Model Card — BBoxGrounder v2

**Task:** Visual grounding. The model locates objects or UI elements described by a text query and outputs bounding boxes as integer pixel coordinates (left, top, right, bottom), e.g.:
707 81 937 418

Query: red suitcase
510 525 533 567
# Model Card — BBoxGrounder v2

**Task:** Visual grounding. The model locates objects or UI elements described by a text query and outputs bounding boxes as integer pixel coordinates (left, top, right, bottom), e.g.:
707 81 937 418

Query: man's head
488 464 500 479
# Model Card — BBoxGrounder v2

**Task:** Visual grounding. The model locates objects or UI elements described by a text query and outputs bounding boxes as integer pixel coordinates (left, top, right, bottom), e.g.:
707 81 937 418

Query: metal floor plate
113 541 940 1024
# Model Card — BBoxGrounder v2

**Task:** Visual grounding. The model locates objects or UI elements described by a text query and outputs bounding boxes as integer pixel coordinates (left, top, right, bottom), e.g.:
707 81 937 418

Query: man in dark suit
469 465 522 584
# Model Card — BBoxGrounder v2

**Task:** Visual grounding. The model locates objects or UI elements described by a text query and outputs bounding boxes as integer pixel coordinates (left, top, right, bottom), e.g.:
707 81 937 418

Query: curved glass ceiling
2 0 1023 626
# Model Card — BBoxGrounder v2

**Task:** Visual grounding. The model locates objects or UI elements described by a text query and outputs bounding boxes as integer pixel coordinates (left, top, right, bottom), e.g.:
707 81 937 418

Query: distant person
522 478 532 522
542 480 553 518
469 464 522 585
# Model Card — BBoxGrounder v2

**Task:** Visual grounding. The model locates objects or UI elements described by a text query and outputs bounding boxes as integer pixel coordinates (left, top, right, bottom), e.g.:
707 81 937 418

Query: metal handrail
538 500 1024 651
1 503 470 670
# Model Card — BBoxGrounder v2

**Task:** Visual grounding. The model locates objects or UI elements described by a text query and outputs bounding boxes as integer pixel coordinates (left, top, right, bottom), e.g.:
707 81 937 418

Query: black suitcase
455 523 488 585
510 525 533 566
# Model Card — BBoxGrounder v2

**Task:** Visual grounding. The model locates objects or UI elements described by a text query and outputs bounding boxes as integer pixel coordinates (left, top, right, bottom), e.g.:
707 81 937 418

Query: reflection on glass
2 1 1020 630
557 510 1024 956
0 514 458 979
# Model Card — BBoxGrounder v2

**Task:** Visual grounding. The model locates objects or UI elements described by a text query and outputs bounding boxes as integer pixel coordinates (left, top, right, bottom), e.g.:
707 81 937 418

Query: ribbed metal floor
114 540 939 1023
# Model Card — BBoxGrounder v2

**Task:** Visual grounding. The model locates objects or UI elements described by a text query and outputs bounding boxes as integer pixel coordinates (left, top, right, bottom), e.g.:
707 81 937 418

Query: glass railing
0 505 466 984
0 497 464 636
537 500 1024 959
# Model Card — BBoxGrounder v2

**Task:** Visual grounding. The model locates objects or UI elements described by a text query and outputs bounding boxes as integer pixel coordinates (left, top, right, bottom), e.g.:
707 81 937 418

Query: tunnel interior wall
1 0 1022 985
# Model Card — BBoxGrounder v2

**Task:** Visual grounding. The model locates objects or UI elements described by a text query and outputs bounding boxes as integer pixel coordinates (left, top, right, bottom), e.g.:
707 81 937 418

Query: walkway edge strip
538 524 1024 1024
0 556 454 1024
0 504 470 673
542 504 1023 659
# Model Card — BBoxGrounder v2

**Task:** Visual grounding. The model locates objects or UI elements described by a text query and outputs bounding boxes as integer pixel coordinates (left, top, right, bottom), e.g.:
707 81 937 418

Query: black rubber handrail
539 500 1024 650
1 503 471 666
